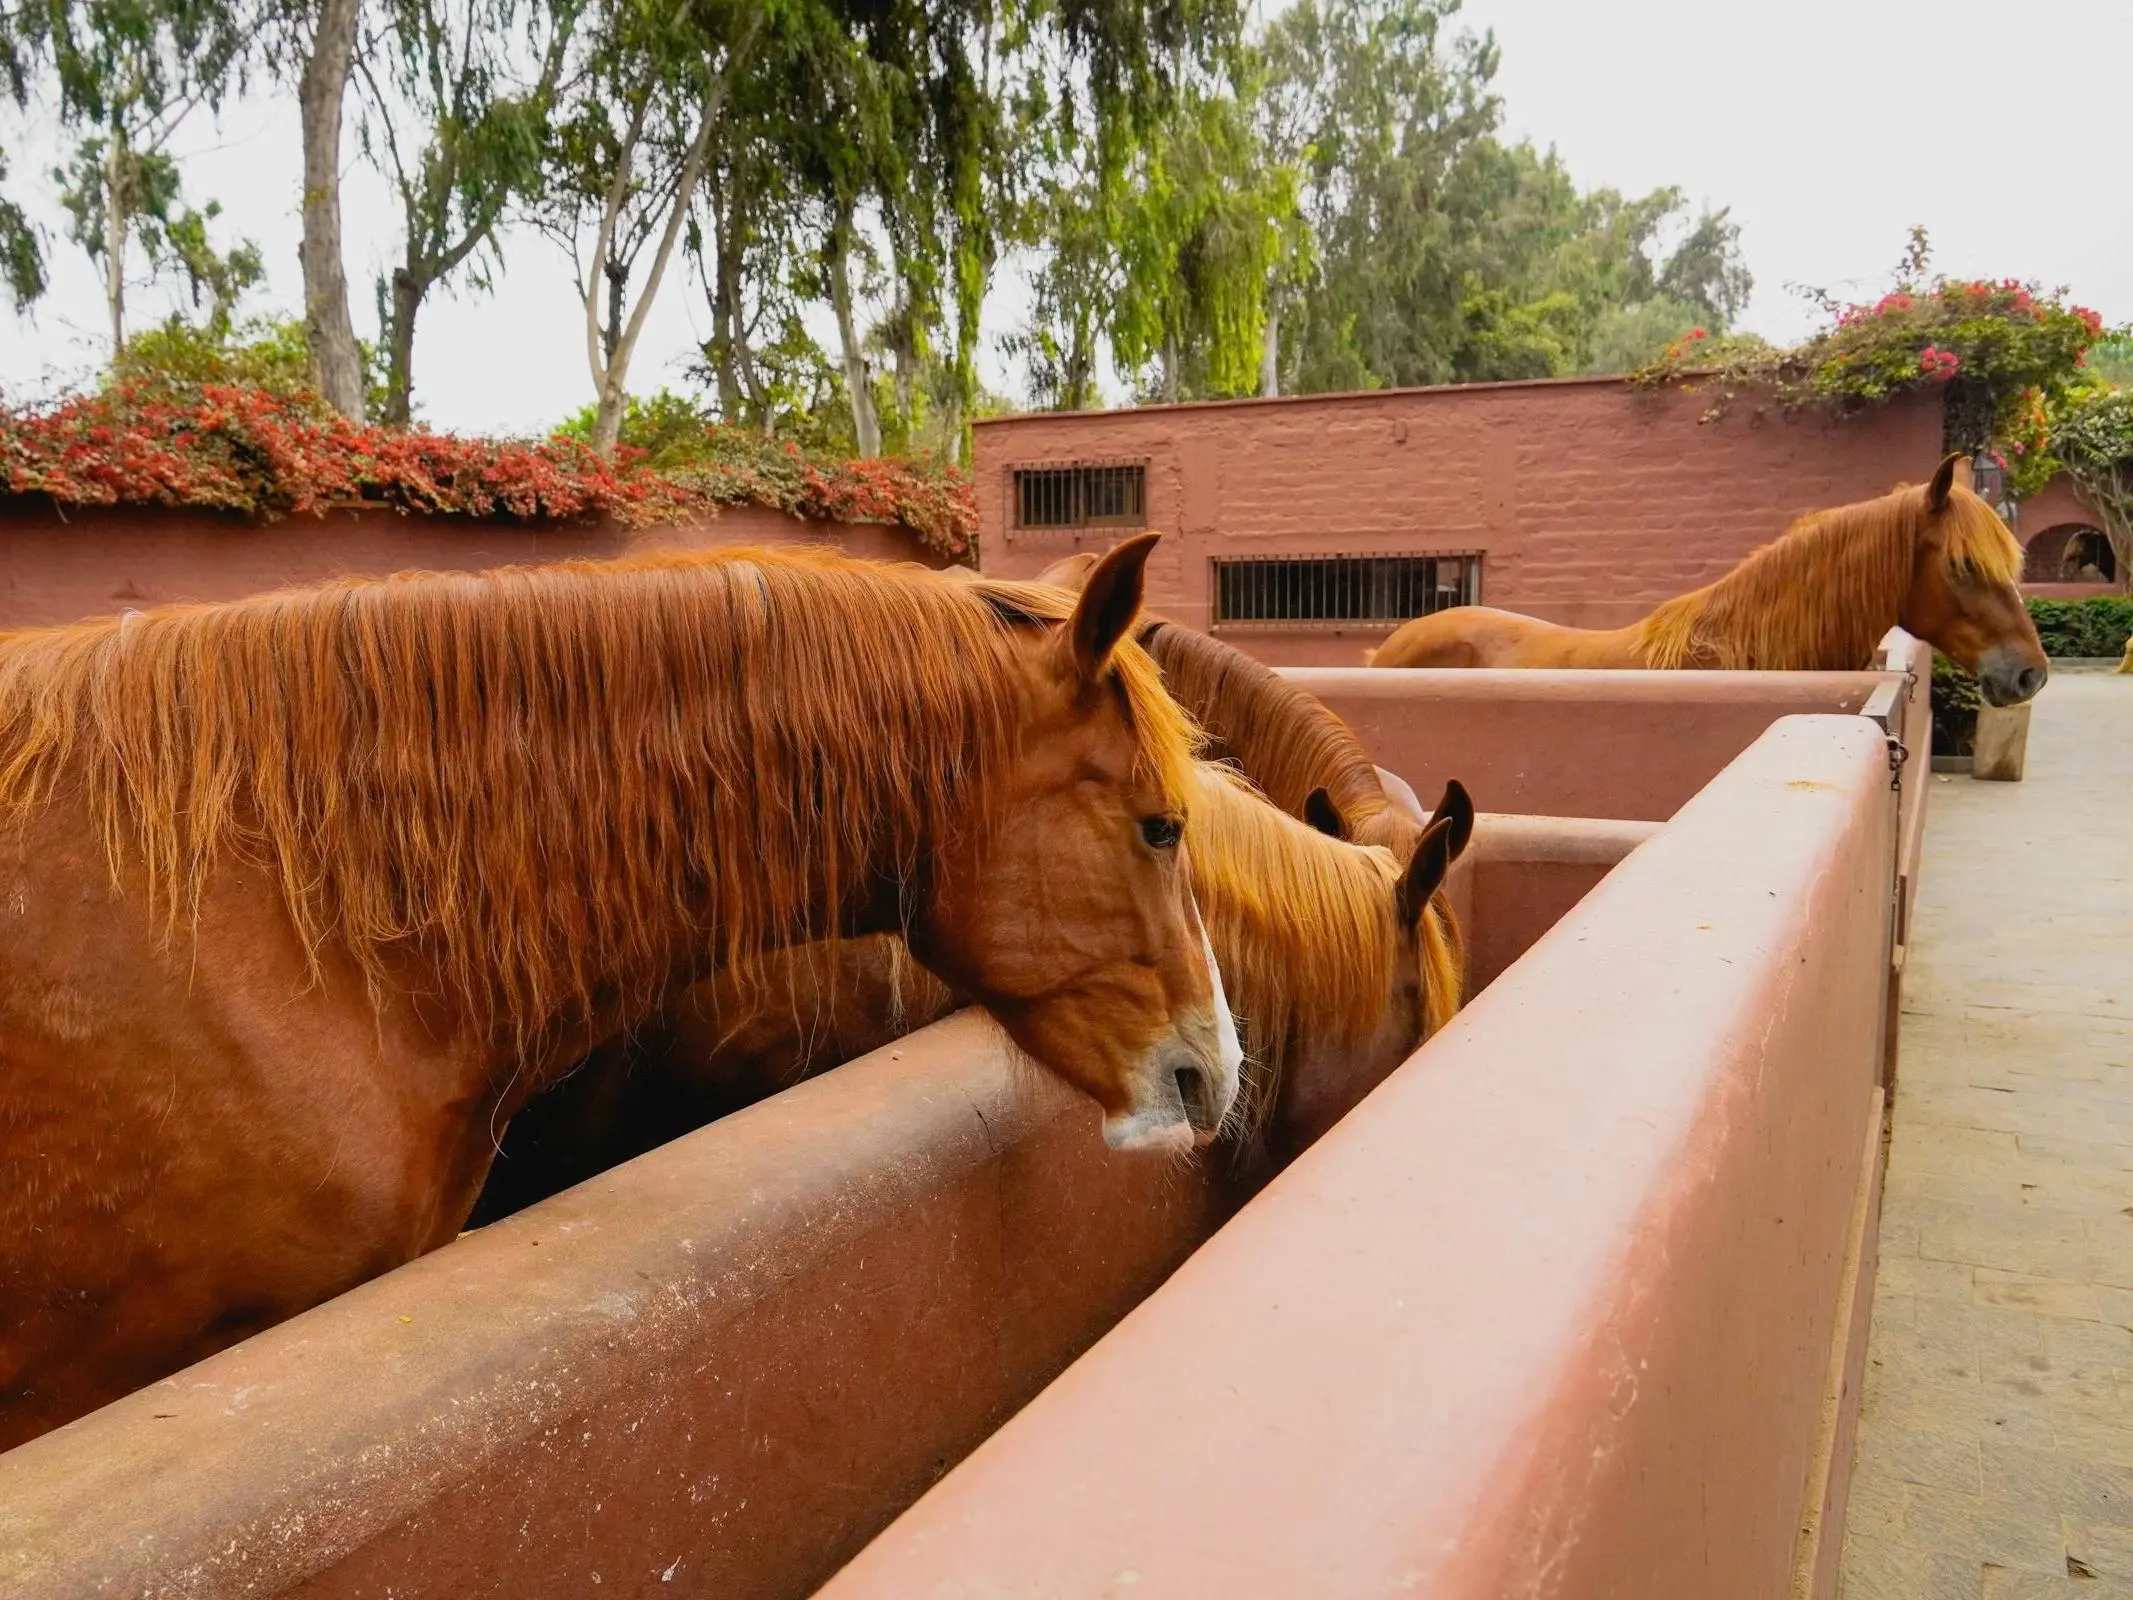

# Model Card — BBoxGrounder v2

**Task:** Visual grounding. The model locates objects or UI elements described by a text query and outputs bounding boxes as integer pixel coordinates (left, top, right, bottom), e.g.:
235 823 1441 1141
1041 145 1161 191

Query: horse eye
1140 814 1183 851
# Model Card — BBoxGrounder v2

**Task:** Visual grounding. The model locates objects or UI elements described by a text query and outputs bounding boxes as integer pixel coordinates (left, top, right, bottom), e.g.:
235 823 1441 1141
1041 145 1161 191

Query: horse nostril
1174 1064 1212 1128
2018 666 2046 700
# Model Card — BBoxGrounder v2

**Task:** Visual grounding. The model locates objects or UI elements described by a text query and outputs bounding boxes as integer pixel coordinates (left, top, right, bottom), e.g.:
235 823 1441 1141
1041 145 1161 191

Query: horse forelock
0 546 1197 1052
1633 477 2019 672
1185 762 1412 1147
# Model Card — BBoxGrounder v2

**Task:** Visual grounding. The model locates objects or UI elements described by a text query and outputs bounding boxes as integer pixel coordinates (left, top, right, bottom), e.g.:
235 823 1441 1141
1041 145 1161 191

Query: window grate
1013 463 1147 530
1210 552 1481 629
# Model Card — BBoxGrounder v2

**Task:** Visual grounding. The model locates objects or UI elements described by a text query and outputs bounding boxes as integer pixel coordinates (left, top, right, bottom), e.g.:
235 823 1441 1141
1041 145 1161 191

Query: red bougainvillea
0 382 977 558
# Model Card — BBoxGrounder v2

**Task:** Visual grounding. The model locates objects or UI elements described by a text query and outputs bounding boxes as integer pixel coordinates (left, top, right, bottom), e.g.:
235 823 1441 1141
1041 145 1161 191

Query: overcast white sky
4 0 2128 435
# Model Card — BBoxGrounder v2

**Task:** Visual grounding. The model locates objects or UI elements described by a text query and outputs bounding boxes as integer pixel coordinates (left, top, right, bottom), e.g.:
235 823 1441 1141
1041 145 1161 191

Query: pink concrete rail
823 715 1897 1600
0 820 1646 1600
1281 661 1916 821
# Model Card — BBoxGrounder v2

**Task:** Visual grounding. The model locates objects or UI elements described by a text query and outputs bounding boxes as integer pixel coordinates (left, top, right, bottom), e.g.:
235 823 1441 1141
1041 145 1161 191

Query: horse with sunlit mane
1370 454 2050 707
0 534 1240 1449
476 758 1473 1219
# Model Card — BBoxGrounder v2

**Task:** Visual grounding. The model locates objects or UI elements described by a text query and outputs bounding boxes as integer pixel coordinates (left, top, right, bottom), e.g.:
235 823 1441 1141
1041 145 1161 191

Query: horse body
1371 456 2050 706
1365 607 1642 669
0 538 1234 1448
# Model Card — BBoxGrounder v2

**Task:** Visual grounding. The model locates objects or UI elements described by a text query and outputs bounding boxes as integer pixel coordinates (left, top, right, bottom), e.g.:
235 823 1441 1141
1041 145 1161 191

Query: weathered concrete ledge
823 715 1899 1598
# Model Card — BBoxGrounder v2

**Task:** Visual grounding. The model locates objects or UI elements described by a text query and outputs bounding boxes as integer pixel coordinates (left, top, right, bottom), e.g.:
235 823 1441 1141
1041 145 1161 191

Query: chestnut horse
476 762 1474 1220
1371 454 2050 706
0 536 1239 1449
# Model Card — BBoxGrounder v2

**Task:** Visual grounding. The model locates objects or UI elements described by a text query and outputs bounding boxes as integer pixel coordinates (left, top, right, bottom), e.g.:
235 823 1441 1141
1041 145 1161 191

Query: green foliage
1582 294 1723 378
1930 652 1981 758
0 150 44 311
2089 333 2133 389
356 0 578 424
2048 382 2133 582
1242 0 1750 396
2025 596 2133 659
108 315 393 419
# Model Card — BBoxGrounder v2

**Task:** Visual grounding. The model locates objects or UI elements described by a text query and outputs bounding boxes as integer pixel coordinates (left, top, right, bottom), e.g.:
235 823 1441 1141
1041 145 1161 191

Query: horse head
1904 452 2049 706
909 533 1243 1152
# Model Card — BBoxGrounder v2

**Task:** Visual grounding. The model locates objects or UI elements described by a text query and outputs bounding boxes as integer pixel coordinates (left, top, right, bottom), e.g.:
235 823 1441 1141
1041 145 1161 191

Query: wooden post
1972 701 2032 781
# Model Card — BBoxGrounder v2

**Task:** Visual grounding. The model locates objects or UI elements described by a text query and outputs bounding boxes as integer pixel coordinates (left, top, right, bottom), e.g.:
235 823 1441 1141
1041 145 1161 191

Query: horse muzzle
1975 648 2048 708
1102 1027 1242 1152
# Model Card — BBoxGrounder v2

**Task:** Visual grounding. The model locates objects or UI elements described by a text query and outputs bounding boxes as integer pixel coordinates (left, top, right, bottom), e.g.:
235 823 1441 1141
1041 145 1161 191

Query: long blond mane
0 547 1197 1051
1635 480 2023 670
1186 764 1461 1149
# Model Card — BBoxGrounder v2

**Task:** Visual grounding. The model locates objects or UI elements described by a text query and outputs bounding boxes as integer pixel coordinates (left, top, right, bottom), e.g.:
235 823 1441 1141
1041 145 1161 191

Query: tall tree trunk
707 174 745 422
586 27 758 456
299 0 366 420
1259 297 1281 398
1161 332 1181 404
826 214 880 457
102 134 128 355
382 264 419 425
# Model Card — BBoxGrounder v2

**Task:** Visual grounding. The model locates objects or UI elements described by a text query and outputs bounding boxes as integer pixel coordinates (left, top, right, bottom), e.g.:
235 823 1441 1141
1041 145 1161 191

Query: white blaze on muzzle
1100 927 1245 1153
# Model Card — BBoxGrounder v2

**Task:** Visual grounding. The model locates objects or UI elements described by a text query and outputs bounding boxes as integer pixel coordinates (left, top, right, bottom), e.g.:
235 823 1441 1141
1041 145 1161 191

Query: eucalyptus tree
353 0 579 422
274 0 368 417
539 0 765 452
6 0 259 353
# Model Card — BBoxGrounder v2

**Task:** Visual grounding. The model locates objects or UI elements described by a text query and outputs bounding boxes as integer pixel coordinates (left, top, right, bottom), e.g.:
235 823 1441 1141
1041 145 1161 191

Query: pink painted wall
974 378 1946 663
824 715 1898 1600
0 498 947 630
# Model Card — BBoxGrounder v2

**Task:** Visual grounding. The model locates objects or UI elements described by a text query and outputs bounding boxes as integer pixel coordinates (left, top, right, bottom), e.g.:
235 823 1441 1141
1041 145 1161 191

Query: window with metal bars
1210 553 1481 628
1012 464 1147 530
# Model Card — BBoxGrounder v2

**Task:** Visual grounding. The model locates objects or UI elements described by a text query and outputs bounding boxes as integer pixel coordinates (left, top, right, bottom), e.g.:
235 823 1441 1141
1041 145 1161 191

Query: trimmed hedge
2027 595 2133 659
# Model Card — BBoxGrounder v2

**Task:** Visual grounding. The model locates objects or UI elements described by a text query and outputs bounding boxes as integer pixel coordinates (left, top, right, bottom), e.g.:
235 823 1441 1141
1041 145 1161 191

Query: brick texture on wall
974 376 1952 666
0 499 945 630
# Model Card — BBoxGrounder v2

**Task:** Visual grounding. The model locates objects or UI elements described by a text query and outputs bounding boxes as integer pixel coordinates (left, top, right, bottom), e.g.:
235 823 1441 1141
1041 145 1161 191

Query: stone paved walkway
1841 667 2133 1600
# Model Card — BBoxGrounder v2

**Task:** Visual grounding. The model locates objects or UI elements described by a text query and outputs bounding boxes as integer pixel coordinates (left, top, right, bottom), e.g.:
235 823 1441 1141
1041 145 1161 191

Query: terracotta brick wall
973 377 1948 665
0 499 945 630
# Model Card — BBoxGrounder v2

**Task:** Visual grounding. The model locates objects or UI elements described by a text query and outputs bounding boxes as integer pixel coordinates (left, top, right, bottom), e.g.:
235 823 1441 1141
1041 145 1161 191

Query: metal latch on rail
1886 737 1909 791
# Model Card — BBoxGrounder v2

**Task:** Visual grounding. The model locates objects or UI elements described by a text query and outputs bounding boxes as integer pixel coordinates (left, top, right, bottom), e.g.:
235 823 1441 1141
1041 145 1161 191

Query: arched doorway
2022 523 2117 584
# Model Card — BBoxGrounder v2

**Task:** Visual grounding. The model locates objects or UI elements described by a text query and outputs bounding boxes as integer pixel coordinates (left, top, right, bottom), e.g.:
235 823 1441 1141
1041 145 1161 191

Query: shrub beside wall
2027 596 2133 659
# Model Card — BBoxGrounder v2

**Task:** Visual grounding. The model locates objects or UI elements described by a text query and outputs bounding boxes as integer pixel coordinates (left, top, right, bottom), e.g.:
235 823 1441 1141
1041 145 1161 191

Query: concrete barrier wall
1283 665 1908 820
0 823 1630 1600
823 715 1899 1599
0 500 944 629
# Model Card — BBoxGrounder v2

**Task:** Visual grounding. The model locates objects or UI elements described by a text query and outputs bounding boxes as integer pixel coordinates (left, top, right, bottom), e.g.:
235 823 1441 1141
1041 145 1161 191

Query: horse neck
1635 498 1917 671
1144 623 1391 827
0 556 1023 1060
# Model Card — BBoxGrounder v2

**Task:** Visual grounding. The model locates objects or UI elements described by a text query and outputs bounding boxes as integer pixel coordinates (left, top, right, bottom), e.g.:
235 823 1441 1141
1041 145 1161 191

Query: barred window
1211 553 1481 628
1013 464 1147 530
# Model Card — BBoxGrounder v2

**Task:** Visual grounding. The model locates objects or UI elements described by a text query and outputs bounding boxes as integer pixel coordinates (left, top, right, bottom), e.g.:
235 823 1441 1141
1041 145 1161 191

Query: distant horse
476 762 1474 1219
1370 454 2050 707
0 536 1237 1449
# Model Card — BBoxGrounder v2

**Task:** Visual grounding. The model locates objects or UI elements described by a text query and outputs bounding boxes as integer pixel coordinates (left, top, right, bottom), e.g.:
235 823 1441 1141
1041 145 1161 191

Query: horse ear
1303 787 1349 840
1067 532 1159 681
1927 452 1963 512
1397 813 1457 928
1429 778 1476 859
